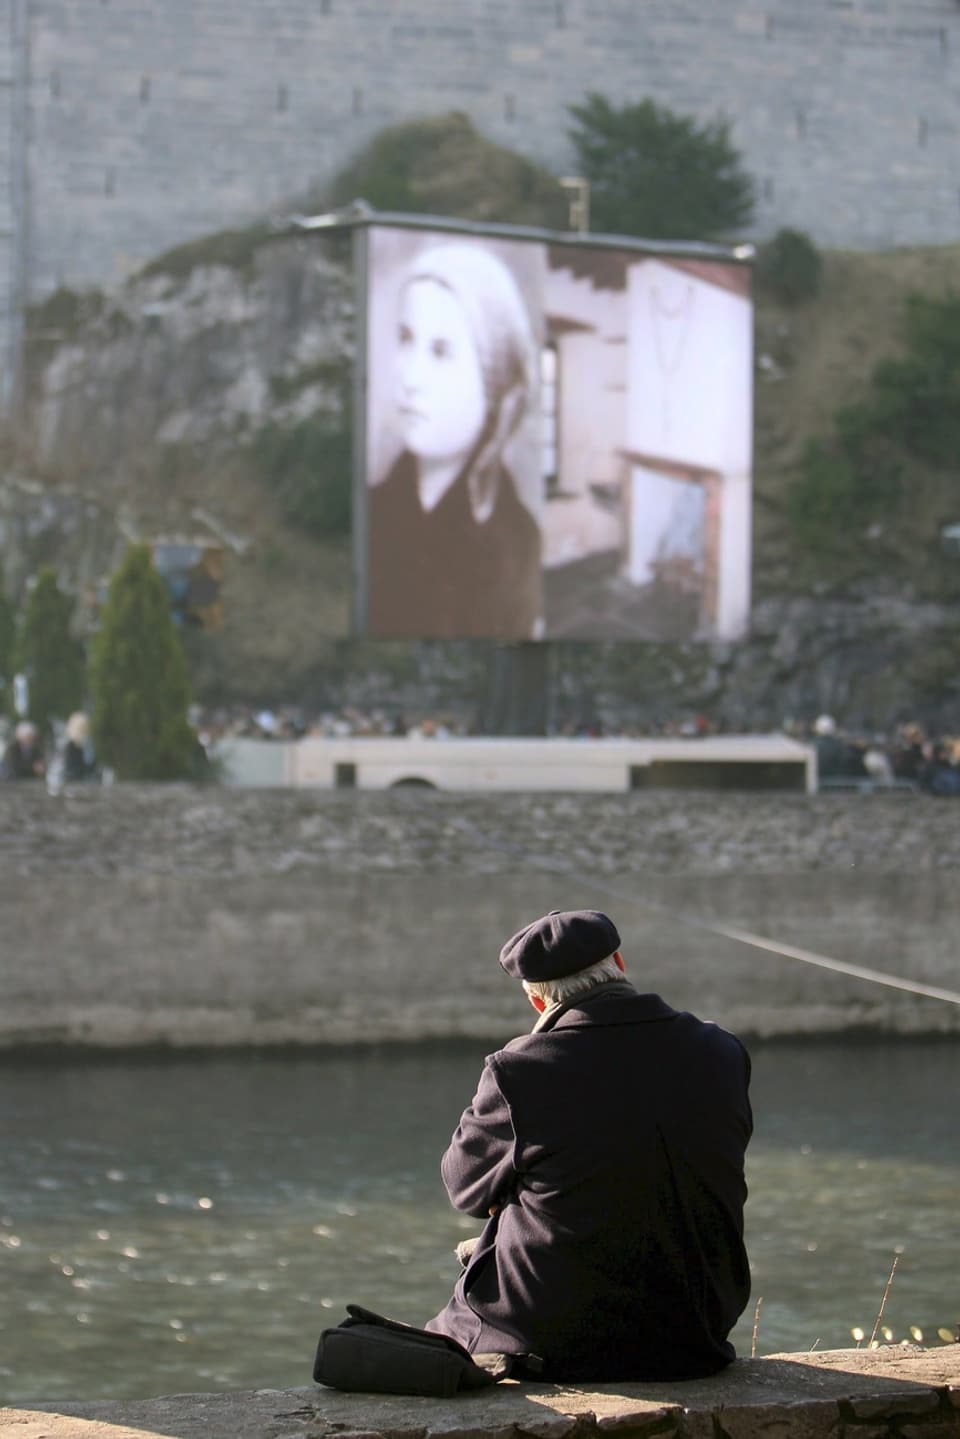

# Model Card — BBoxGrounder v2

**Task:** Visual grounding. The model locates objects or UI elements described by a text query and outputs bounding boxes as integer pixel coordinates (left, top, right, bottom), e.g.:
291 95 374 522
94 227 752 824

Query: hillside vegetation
752 243 960 599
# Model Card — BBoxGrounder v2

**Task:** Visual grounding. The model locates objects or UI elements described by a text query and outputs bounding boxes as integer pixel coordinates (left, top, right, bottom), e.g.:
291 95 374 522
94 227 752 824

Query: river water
1 1039 957 1404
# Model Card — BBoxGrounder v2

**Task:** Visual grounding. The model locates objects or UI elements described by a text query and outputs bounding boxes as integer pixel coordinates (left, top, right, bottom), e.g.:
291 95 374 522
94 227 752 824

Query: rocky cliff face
26 230 352 503
8 231 960 734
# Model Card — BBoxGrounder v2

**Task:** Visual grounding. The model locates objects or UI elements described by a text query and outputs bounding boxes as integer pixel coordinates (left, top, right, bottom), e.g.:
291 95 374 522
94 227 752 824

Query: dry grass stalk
869 1252 901 1347
751 1296 763 1358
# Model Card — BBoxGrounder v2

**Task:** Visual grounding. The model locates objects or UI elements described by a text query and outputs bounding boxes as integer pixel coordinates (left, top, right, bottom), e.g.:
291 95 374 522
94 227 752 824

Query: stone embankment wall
6 1347 960 1439
3 786 959 1049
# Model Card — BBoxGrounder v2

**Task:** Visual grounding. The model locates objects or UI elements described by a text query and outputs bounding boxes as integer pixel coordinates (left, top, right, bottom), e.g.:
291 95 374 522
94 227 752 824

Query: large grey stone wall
1 0 27 407
3 785 958 1048
4 0 960 315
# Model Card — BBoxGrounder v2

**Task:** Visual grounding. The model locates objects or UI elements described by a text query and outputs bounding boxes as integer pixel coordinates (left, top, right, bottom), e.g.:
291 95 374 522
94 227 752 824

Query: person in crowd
2 720 46 780
62 711 98 783
861 737 894 786
891 722 926 782
812 713 843 775
425 909 753 1381
919 738 960 796
367 241 542 641
812 714 869 781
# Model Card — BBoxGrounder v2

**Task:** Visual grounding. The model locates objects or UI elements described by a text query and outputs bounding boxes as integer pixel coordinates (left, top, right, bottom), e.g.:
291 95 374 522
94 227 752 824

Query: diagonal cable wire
454 819 960 1007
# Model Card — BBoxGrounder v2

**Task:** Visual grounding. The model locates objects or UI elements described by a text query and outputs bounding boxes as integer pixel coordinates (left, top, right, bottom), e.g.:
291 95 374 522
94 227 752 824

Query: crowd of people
4 704 960 796
1 712 100 786
176 705 960 799
804 713 960 795
188 704 735 748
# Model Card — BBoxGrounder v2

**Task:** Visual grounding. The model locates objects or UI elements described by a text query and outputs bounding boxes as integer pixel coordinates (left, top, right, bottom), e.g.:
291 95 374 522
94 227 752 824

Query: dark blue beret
499 910 621 981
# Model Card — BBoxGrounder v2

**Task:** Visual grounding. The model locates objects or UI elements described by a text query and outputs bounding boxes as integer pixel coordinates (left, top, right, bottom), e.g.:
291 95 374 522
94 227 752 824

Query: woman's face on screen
395 278 487 464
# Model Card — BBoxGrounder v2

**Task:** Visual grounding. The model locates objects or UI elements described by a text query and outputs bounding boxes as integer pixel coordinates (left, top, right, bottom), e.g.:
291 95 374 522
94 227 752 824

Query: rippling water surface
1 1039 957 1403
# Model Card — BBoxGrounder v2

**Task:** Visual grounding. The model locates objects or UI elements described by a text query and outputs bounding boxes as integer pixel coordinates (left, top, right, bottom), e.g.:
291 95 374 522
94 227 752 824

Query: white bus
214 734 816 793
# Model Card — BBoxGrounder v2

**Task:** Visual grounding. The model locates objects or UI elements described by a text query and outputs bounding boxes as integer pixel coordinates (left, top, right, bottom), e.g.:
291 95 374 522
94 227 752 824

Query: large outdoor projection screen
356 221 753 643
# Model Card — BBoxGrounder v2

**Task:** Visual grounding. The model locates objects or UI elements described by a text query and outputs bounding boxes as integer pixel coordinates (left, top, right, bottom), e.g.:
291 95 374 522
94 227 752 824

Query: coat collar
532 979 677 1034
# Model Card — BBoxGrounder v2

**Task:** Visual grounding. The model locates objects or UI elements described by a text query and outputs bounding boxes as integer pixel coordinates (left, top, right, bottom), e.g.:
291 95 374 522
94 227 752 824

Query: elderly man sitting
425 909 753 1381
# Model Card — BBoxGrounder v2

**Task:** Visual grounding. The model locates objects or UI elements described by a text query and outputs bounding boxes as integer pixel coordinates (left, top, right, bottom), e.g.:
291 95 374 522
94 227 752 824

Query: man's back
430 981 752 1381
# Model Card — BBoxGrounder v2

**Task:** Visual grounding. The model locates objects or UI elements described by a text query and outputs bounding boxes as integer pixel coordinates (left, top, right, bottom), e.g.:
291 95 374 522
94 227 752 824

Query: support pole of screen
481 643 551 736
351 223 370 636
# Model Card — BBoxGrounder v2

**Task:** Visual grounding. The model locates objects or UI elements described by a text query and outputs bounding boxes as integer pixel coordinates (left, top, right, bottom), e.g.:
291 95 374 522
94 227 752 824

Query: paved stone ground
3 1348 958 1438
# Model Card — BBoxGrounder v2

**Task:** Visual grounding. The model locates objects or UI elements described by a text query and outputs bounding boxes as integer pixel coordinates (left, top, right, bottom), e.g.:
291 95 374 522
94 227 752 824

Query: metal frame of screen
351 223 370 637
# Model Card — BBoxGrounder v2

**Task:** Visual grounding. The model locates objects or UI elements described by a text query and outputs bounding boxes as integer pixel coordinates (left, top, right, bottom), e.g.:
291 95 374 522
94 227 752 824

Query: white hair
523 952 623 1007
66 711 90 745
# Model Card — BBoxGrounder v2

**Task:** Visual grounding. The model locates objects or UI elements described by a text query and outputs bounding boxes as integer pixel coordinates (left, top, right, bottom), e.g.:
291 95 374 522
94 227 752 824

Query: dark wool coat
425 981 752 1381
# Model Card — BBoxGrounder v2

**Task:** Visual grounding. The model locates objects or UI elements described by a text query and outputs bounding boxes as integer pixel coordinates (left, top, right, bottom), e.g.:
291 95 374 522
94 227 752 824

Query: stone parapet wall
4 1347 959 1439
3 785 958 1048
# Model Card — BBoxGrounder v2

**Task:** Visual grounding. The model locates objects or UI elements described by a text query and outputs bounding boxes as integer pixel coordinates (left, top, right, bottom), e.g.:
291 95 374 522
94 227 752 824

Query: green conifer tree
89 544 196 779
568 93 755 240
12 566 86 734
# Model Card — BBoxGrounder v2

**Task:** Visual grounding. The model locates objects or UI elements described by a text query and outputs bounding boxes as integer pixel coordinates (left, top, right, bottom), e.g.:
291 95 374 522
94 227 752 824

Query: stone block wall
3 785 959 1048
18 0 960 300
0 0 956 309
2 0 959 409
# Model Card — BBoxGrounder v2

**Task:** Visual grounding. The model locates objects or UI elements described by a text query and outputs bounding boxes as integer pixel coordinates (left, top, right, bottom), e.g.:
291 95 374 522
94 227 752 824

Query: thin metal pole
351 224 369 636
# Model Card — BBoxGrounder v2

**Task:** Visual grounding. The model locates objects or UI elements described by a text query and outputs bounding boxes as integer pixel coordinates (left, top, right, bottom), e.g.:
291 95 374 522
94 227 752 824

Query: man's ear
527 992 547 1013
614 950 625 973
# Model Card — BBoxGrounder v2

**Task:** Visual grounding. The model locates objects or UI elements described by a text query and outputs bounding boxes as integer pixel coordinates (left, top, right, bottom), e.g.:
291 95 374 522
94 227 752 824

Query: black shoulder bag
313 1304 515 1397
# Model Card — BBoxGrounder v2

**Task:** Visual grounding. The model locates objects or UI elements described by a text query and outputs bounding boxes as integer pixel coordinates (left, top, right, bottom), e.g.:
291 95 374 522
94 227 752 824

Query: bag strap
343 1304 477 1363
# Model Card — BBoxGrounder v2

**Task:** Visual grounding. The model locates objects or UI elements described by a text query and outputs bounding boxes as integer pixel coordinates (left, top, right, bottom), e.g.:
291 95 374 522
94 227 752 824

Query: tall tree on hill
89 544 196 780
12 566 86 734
568 93 755 240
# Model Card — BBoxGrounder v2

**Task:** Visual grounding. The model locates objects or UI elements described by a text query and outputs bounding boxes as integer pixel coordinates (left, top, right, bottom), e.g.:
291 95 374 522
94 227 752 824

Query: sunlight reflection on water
1 1039 957 1402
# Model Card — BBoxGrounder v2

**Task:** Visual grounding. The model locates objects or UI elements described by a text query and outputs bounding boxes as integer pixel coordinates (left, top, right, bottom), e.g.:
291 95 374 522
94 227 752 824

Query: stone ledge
3 1349 958 1439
